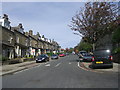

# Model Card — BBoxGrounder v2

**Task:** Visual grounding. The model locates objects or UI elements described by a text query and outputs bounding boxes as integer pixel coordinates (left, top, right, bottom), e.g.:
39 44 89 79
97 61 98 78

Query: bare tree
69 2 118 50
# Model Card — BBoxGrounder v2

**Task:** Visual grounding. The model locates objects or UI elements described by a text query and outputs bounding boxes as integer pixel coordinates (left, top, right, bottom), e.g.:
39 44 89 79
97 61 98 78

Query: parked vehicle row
36 53 69 63
78 49 113 68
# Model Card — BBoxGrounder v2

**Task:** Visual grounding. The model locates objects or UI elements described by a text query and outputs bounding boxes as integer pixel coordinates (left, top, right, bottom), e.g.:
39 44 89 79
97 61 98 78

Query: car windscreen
82 53 91 56
52 55 57 56
37 55 46 58
93 50 111 56
80 52 87 55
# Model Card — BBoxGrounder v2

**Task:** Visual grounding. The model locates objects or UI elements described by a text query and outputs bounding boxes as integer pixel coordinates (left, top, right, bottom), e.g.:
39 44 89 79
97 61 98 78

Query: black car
91 49 113 68
36 54 49 63
79 53 93 62
51 54 59 59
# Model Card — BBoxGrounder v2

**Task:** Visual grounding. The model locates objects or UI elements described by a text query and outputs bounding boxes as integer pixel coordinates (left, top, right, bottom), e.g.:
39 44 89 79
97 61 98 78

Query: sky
2 2 85 49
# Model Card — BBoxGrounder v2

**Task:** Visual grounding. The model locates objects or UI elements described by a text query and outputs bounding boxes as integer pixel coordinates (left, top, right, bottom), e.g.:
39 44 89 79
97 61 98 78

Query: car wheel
109 65 113 68
91 65 96 69
36 61 38 63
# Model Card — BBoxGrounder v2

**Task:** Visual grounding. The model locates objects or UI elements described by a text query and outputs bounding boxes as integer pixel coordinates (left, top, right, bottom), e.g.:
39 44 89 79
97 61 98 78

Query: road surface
2 55 118 88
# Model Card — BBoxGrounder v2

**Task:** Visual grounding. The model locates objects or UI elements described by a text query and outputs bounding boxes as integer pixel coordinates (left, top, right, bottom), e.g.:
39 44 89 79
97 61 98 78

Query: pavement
2 55 119 88
0 61 38 76
80 61 119 73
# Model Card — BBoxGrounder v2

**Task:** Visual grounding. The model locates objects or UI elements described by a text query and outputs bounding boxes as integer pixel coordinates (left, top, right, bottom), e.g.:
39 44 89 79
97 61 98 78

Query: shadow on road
69 59 79 62
89 64 113 69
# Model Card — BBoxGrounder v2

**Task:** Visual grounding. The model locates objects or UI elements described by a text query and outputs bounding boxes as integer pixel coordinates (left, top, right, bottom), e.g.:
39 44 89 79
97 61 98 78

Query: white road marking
14 64 41 74
14 68 29 74
45 62 49 64
78 62 80 67
77 62 89 71
34 64 41 68
69 62 71 64
45 64 50 67
55 63 61 67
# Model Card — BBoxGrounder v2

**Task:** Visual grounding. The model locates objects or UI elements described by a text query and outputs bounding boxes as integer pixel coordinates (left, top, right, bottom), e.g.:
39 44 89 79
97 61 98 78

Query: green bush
112 47 120 54
24 55 34 59
56 53 62 55
2 56 9 61
24 55 28 58
30 55 34 58
0 54 2 61
47 53 53 56
77 42 92 52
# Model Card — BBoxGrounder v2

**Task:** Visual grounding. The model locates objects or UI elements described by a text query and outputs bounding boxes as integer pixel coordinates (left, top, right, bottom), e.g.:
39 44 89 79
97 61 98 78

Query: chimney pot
29 30 33 36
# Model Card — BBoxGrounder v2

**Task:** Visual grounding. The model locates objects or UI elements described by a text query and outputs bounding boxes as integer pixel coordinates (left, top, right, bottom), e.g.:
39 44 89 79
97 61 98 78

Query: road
2 55 118 88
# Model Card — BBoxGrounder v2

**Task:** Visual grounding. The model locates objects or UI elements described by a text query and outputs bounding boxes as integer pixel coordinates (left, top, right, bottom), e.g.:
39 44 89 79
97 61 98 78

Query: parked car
51 54 59 59
36 54 49 63
65 53 69 56
79 53 93 62
59 54 65 57
78 51 87 56
91 49 113 68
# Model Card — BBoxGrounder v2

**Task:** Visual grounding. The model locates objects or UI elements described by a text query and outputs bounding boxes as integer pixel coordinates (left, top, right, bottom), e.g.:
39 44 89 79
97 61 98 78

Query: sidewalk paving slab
0 61 36 76
81 62 119 73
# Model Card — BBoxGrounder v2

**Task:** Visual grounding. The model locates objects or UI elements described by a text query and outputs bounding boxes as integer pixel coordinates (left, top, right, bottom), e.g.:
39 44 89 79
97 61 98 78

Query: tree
112 26 120 44
77 41 92 52
69 2 118 50
112 22 120 53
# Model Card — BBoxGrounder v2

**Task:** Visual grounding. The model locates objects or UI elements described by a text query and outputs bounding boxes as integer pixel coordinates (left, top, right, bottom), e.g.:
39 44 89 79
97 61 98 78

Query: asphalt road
2 55 118 88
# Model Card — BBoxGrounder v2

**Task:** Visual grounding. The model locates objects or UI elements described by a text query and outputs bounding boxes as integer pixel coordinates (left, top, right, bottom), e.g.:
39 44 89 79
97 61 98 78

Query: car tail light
109 56 113 60
92 57 95 61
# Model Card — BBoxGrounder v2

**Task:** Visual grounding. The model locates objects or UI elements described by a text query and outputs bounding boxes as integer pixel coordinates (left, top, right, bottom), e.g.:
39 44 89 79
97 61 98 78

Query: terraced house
0 14 15 59
0 14 61 60
12 23 30 58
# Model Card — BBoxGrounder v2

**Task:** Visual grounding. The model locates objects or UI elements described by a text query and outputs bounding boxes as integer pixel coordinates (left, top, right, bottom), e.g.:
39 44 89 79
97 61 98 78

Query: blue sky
2 2 85 49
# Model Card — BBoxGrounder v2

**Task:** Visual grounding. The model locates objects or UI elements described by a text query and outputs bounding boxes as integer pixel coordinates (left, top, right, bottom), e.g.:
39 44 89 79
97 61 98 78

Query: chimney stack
18 23 23 28
29 30 33 36
25 32 29 36
3 14 8 20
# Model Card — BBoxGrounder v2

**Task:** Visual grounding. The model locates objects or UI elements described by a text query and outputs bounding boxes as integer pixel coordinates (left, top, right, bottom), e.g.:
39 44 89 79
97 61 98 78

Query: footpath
0 61 38 76
81 62 119 73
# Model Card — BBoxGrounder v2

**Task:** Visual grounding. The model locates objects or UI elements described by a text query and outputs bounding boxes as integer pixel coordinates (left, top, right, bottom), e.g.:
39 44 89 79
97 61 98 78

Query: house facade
0 14 15 59
0 14 61 60
12 24 30 58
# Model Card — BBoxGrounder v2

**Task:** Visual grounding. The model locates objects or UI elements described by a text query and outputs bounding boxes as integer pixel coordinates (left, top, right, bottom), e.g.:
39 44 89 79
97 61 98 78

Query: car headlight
106 50 110 53
42 58 45 60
